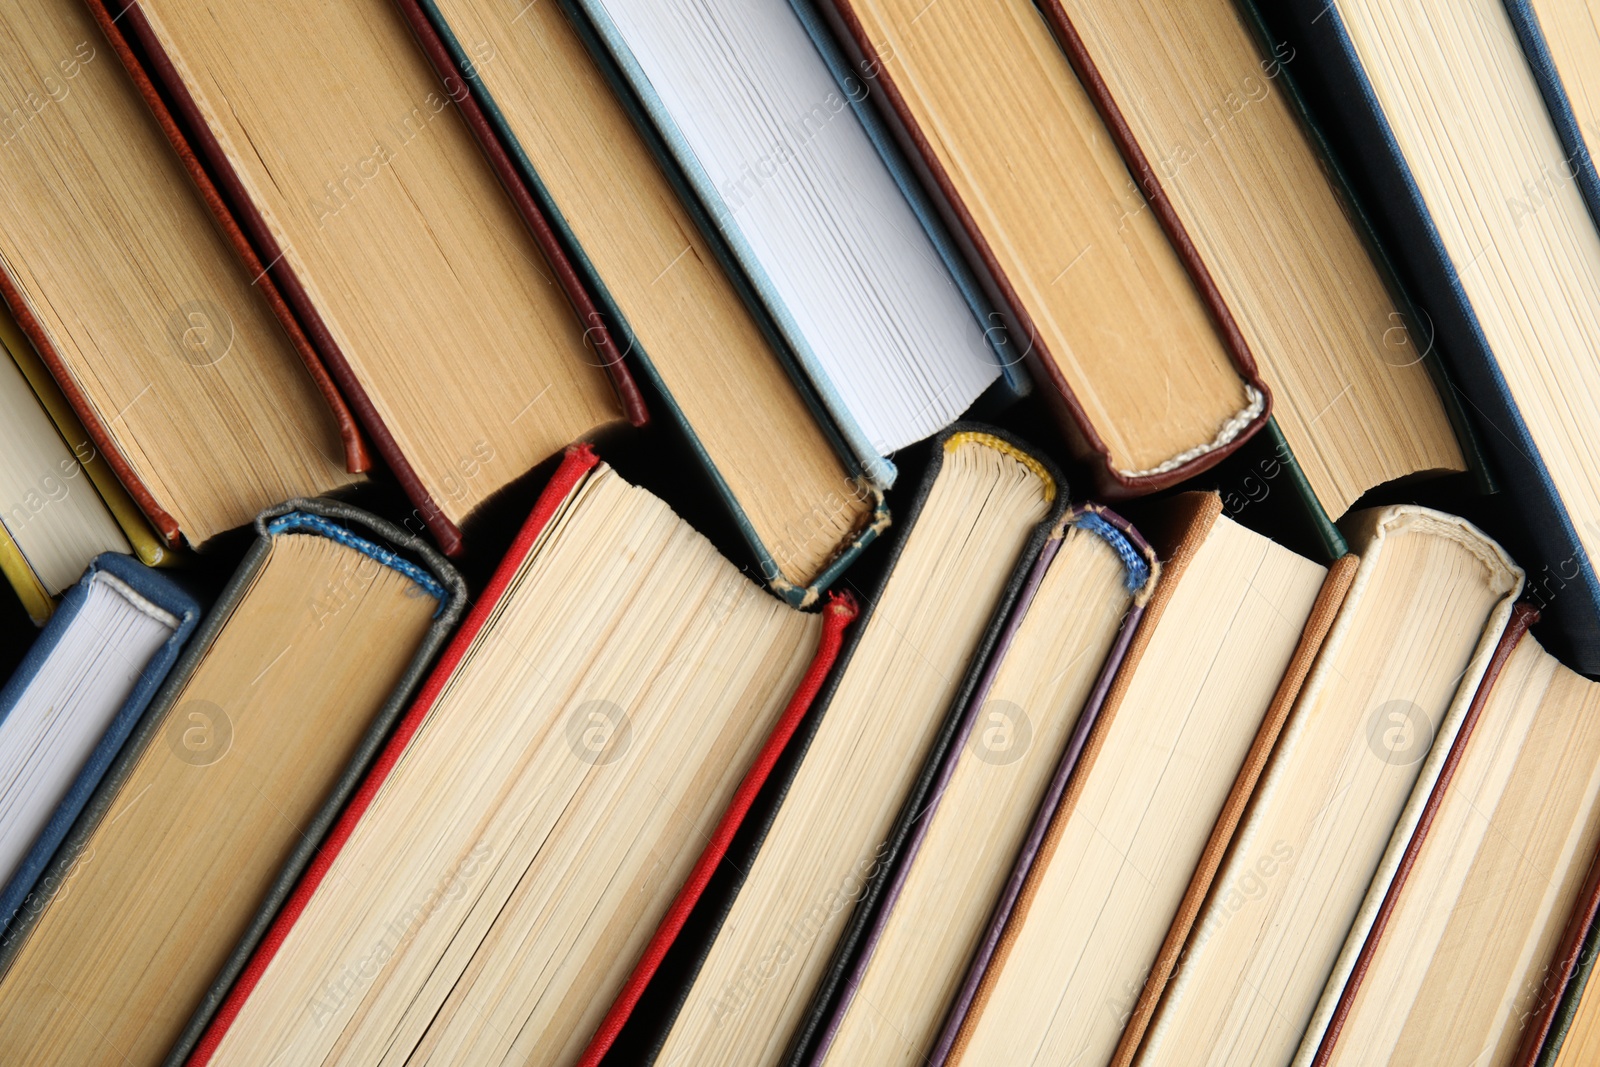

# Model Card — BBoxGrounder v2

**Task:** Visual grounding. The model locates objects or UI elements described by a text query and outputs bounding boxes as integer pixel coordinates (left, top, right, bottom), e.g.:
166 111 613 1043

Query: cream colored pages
422 0 868 585
1557 970 1600 1065
840 0 1256 477
1336 0 1600 586
959 517 1325 1067
1138 508 1520 1067
135 0 619 524
211 466 822 1066
0 0 355 542
1527 0 1600 155
1323 638 1600 1067
656 435 1052 1066
822 523 1136 1066
0 350 127 593
0 534 436 1067
1061 0 1463 515
1292 520 1524 1067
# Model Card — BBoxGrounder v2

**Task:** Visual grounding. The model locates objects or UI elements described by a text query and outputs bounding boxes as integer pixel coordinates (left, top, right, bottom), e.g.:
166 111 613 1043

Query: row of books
2 0 1600 1064
5 438 1598 1067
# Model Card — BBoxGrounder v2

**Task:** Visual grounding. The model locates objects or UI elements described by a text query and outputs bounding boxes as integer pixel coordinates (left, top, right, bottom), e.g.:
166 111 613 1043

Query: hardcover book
1136 507 1523 1067
818 0 1477 525
578 428 1066 1067
190 445 853 1066
0 554 199 938
94 0 883 606
93 0 629 559
0 313 136 623
1299 609 1600 1067
1504 0 1600 233
934 500 1357 1067
1268 0 1600 671
809 0 1268 494
0 302 172 575
0 500 464 1067
1534 877 1600 1066
0 0 363 554
796 502 1161 1067
387 0 888 602
557 0 1025 488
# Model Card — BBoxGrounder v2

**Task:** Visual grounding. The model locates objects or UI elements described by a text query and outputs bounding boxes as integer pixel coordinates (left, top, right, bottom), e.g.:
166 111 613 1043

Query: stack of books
2 0 1599 1064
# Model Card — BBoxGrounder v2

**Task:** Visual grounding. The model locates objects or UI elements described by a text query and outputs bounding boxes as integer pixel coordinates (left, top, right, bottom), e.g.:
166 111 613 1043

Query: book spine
1503 1 1600 242
1533 894 1600 1067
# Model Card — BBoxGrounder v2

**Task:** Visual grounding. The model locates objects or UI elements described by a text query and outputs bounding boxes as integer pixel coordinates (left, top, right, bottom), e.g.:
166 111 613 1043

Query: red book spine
576 591 858 1067
188 443 602 1065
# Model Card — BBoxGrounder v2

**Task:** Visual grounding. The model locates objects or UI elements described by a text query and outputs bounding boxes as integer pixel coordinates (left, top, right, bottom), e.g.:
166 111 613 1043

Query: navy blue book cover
1504 1 1600 235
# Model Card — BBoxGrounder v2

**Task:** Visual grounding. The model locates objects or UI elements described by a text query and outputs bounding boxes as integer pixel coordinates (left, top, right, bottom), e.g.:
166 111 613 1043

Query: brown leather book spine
85 0 372 479
94 0 470 555
1308 603 1539 1067
816 2 1270 499
391 0 648 429
1110 552 1361 1067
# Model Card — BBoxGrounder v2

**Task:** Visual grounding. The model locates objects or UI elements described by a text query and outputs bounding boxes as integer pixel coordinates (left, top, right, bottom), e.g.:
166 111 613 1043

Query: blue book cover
0 552 199 937
1504 0 1600 235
